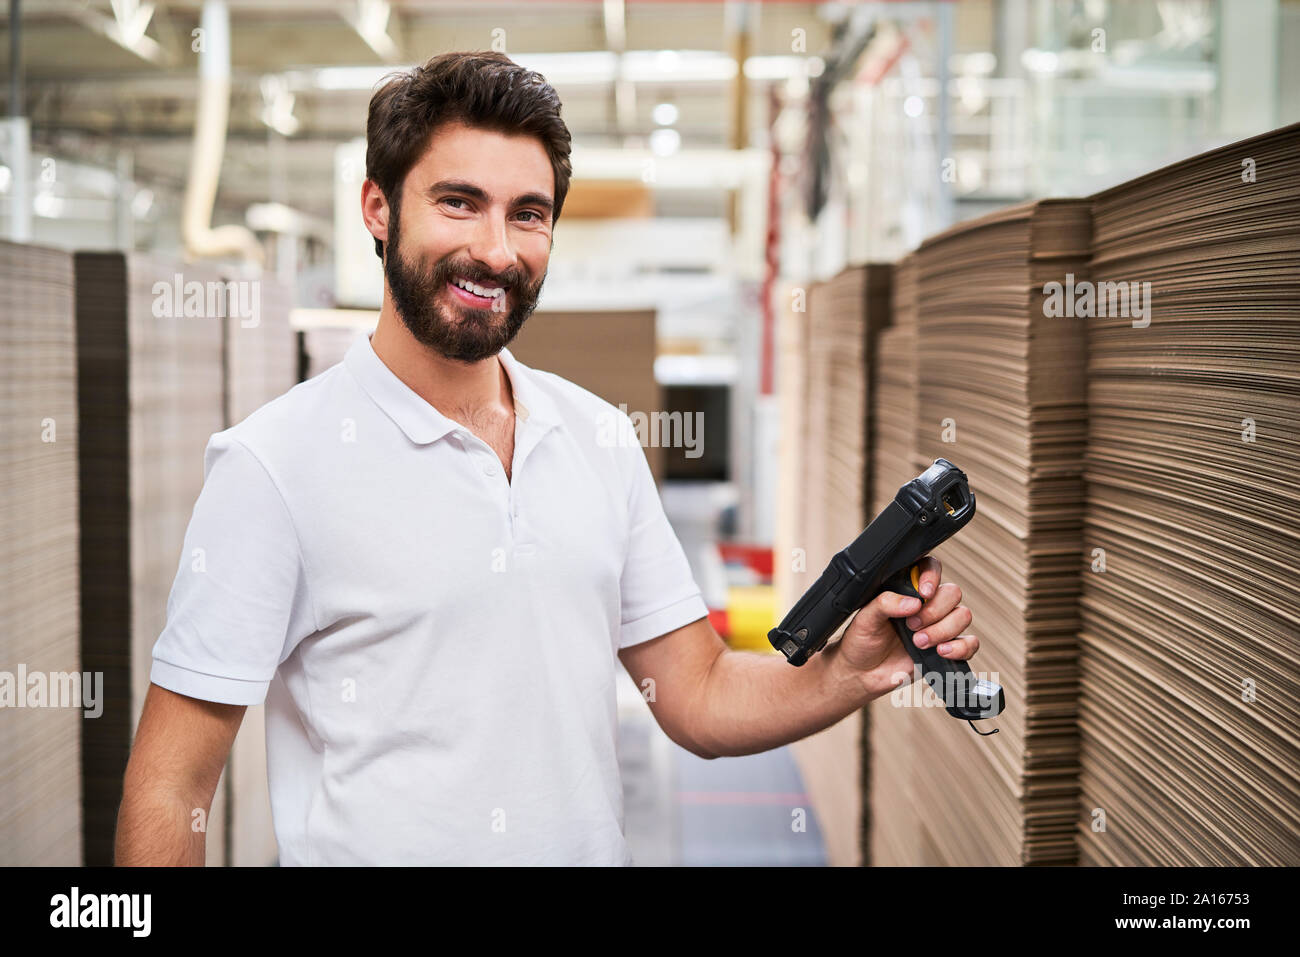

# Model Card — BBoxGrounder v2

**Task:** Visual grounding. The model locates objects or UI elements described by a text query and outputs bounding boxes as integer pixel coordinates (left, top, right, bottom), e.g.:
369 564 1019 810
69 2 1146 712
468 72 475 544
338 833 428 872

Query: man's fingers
934 634 979 660
904 581 963 631
911 604 974 648
858 590 923 631
916 555 943 598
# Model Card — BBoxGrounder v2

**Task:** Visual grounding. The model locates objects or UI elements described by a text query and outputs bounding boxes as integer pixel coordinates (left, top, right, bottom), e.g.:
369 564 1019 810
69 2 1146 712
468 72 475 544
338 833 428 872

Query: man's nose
467 211 518 278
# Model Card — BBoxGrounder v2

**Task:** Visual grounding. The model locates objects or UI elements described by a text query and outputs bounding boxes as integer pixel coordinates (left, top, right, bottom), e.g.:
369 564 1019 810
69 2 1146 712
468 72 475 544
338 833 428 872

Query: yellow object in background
725 585 781 653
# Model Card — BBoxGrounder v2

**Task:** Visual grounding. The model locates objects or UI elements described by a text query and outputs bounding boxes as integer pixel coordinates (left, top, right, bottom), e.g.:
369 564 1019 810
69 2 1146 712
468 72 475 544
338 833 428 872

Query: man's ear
361 179 390 248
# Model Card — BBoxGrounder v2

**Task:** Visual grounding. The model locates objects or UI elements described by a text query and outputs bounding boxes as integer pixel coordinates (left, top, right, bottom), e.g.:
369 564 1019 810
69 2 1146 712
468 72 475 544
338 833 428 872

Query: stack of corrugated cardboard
75 252 229 865
509 309 664 481
0 241 83 865
868 198 1092 866
223 273 299 866
790 266 892 867
1078 123 1300 865
302 325 367 381
865 253 924 866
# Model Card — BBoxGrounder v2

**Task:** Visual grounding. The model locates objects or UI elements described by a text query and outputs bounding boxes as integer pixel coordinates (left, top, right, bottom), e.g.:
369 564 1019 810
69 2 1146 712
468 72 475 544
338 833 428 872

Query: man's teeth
453 277 504 298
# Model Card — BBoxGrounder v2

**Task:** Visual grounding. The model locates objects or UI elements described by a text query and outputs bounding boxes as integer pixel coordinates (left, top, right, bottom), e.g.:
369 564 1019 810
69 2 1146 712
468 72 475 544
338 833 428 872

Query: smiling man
116 51 981 866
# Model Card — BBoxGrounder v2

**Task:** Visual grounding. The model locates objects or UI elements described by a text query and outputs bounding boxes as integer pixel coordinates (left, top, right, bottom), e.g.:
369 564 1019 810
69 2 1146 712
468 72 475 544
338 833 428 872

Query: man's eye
441 197 469 210
516 210 541 223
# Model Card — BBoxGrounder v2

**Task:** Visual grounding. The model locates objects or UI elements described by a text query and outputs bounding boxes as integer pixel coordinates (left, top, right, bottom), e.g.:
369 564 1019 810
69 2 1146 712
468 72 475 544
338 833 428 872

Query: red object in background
717 543 774 581
708 607 730 640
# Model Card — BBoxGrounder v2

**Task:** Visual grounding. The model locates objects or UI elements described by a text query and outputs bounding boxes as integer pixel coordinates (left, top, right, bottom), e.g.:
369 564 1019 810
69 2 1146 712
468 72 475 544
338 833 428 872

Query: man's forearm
690 641 890 759
115 786 210 866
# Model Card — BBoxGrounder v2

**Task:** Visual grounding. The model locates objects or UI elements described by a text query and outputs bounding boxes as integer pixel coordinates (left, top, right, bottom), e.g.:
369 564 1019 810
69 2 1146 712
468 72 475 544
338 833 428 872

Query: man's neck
369 302 513 422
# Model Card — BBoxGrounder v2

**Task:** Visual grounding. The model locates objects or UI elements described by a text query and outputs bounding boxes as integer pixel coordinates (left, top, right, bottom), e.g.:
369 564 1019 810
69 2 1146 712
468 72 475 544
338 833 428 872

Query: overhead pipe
182 0 262 264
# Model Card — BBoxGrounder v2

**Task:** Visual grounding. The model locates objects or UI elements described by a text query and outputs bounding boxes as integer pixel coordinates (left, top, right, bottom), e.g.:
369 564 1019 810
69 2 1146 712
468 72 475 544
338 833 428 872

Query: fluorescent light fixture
307 65 395 91
745 55 824 79
343 0 399 63
294 51 821 92
572 147 765 188
625 49 734 83
1021 48 1060 74
512 51 620 84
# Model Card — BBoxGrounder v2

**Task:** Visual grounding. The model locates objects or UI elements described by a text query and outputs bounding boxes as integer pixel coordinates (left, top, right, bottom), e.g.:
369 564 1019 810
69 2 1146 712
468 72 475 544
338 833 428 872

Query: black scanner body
768 458 1005 725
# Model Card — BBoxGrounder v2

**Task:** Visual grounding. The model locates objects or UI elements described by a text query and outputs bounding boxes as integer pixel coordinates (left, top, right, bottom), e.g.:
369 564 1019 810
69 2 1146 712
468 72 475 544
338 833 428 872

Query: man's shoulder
216 363 350 468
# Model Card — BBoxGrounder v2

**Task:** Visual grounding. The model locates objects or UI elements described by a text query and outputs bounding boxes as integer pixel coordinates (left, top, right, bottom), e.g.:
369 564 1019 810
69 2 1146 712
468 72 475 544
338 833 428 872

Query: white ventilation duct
182 0 263 264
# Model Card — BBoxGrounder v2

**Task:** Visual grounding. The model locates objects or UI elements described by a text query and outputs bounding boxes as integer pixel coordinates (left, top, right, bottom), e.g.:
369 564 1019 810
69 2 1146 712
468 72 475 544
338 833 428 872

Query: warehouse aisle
617 670 827 867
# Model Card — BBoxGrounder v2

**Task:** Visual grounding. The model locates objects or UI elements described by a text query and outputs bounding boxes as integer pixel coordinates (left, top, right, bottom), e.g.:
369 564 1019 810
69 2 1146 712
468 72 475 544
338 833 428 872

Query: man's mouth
447 275 506 308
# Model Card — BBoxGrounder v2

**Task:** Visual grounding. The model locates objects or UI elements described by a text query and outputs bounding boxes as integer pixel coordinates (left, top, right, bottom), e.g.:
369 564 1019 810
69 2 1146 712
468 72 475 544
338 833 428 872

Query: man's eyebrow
425 179 490 201
513 192 554 215
426 180 553 215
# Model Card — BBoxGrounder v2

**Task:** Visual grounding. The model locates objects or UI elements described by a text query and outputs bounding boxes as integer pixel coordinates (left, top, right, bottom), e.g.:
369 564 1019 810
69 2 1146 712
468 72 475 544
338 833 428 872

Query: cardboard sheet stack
75 252 229 865
0 241 83 865
225 275 298 428
1078 123 1300 865
868 200 1092 866
302 325 369 380
819 266 892 562
508 309 664 482
223 274 298 866
789 266 892 867
865 253 923 865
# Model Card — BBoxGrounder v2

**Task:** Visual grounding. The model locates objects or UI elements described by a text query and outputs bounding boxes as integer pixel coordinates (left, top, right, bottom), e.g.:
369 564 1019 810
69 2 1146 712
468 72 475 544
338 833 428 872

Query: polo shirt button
484 464 498 476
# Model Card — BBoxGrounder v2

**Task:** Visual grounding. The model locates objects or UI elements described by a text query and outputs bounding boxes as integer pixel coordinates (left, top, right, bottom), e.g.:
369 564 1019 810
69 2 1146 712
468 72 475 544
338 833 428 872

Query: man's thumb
854 591 923 634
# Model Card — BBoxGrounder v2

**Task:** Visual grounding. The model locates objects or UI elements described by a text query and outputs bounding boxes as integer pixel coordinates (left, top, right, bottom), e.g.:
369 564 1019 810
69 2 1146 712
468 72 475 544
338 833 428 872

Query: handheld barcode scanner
768 458 1006 735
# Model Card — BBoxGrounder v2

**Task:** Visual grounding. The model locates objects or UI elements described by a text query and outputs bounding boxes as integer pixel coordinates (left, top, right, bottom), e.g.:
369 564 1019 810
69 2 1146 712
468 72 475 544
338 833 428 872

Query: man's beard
383 209 546 364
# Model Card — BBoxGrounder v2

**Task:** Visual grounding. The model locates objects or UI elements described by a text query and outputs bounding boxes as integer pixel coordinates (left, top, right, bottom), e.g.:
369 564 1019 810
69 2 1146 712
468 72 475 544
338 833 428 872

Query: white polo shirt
149 332 708 865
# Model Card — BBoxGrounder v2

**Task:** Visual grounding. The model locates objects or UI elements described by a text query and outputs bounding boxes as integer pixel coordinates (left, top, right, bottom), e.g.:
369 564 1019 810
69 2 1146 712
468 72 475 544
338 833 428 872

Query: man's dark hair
365 50 573 260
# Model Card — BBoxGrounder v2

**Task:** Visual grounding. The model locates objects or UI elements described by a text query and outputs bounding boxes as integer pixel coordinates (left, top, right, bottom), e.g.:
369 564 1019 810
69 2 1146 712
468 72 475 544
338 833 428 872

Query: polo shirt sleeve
149 432 317 705
617 422 709 649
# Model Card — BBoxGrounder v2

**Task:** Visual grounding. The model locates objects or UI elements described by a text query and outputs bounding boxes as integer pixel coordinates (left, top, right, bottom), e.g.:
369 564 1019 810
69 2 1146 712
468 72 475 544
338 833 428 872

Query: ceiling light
653 103 679 126
649 128 681 157
34 191 66 219
131 188 154 219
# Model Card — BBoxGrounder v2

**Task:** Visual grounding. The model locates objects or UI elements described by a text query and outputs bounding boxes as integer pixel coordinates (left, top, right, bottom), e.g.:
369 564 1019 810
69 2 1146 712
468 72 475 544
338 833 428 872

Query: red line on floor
675 791 810 805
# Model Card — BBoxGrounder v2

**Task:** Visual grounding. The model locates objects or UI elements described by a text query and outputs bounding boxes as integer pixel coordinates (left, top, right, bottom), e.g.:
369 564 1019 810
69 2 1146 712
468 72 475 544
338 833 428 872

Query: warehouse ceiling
9 1 837 220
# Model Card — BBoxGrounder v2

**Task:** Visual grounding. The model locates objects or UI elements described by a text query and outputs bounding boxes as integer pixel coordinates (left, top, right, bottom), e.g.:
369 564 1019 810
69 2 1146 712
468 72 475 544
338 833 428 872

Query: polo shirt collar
497 345 563 433
344 332 562 446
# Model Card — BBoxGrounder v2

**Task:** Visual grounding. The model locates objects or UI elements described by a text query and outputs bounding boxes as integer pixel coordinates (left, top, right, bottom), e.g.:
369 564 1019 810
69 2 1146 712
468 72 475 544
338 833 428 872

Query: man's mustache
429 259 529 292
